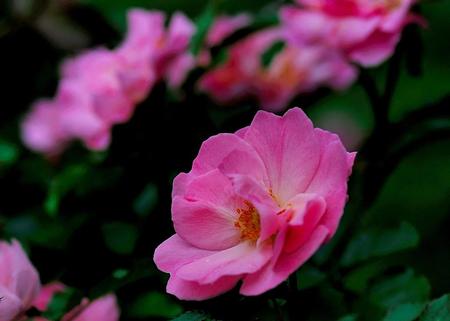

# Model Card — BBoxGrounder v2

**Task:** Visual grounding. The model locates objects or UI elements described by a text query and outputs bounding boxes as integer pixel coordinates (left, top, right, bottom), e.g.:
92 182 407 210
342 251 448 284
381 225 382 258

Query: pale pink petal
172 198 240 251
0 286 22 321
165 53 196 88
283 193 327 252
177 241 272 284
21 100 67 155
68 295 119 321
240 225 328 295
33 282 66 312
242 108 321 203
154 235 215 274
206 14 252 47
305 129 355 238
192 133 266 180
167 275 240 301
348 30 401 67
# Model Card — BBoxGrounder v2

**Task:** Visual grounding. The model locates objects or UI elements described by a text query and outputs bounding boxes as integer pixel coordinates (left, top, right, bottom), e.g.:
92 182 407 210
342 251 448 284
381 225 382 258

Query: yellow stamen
234 201 261 241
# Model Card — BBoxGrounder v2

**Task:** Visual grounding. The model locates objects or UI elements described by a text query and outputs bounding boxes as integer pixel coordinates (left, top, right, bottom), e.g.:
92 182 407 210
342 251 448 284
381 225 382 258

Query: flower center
234 201 261 241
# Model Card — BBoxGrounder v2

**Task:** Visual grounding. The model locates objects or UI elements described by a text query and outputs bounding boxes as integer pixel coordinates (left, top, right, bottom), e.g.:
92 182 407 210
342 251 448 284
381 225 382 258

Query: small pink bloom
61 48 134 124
0 240 41 320
199 29 356 111
21 100 68 155
154 108 355 300
33 282 65 312
281 0 423 66
120 9 196 88
35 294 119 321
206 14 252 47
198 14 253 67
62 295 120 321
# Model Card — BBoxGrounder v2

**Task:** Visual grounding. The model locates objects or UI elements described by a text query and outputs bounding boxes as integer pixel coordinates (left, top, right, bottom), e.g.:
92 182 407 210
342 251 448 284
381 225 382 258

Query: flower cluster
21 1 421 156
0 239 119 321
154 108 355 300
200 0 421 111
21 9 195 156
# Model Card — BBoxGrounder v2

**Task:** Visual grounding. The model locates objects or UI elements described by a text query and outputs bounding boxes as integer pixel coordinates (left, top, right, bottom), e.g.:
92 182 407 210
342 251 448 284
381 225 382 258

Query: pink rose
154 108 355 300
199 28 356 111
34 288 119 321
0 240 41 321
61 295 120 321
33 282 65 312
206 14 252 47
120 9 196 89
21 100 68 156
281 0 423 66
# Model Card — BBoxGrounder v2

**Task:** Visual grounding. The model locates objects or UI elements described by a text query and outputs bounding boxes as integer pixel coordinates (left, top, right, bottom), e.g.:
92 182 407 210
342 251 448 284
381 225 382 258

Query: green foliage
190 4 215 55
340 222 419 267
133 183 158 217
42 288 83 320
102 221 138 255
369 269 430 309
261 41 285 67
172 311 216 321
296 265 326 290
382 303 425 321
129 291 182 318
420 294 450 321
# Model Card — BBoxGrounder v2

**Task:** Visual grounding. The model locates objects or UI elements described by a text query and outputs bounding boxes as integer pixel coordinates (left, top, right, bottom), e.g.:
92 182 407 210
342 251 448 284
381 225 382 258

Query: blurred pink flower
21 100 68 156
281 0 423 66
34 292 119 321
199 28 356 111
33 282 65 312
61 295 120 321
206 14 252 47
0 240 41 321
120 9 196 89
22 9 196 156
154 108 355 300
198 14 252 67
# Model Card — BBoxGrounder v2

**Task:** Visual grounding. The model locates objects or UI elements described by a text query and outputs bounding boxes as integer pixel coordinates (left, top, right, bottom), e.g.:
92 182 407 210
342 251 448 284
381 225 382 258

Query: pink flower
120 9 196 88
281 0 423 66
61 295 120 321
33 282 65 312
33 283 119 321
206 14 252 47
21 100 68 156
22 9 196 156
199 28 356 111
198 14 252 67
154 108 355 300
0 240 41 321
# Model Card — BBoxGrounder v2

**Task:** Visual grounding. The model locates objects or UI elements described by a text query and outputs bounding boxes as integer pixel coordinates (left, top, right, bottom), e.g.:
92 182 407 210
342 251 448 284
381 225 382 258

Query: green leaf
45 164 88 216
102 222 138 255
261 41 285 67
337 315 357 321
382 303 425 321
42 288 83 320
0 140 18 168
369 269 430 310
190 4 215 55
344 261 390 293
133 183 158 217
340 222 419 267
420 294 450 321
129 291 182 318
172 311 214 321
296 265 326 290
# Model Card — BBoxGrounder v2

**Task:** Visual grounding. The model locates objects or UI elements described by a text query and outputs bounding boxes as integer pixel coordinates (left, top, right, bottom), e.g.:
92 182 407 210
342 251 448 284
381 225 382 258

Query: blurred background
0 0 449 320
